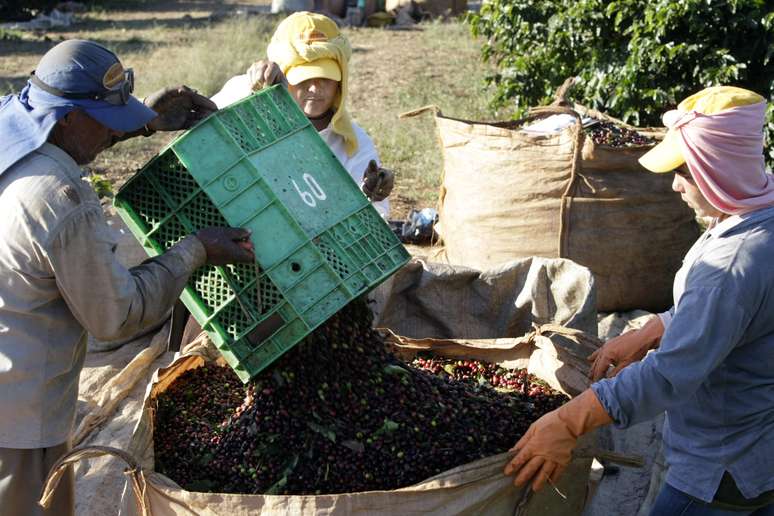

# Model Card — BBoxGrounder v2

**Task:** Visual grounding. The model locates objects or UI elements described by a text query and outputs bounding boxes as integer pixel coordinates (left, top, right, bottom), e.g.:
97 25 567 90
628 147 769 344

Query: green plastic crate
114 85 410 382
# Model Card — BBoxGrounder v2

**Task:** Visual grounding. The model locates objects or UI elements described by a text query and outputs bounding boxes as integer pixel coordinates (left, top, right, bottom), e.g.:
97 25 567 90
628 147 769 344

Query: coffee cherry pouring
154 299 569 495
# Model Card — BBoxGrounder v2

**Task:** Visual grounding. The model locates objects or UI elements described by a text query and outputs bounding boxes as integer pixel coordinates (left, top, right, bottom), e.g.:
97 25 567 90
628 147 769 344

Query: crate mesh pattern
115 86 409 382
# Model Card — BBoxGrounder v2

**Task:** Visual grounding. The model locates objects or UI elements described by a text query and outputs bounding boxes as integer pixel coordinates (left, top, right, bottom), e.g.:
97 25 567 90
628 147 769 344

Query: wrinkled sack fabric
411 104 700 312
41 328 596 516
371 257 597 338
40 258 601 515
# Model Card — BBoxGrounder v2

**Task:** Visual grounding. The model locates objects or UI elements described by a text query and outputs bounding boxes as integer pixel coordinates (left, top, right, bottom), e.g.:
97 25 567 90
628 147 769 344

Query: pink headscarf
665 101 774 215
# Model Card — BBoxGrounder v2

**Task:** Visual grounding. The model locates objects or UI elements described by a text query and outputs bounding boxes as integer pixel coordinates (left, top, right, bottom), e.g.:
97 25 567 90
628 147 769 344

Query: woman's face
288 78 339 119
672 165 725 218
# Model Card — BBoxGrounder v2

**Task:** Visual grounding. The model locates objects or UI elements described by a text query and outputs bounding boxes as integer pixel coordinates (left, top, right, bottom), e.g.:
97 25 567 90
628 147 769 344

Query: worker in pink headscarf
504 86 774 516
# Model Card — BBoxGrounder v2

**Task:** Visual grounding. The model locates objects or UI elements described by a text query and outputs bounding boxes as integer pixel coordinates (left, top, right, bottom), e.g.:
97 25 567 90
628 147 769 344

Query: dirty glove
361 160 395 202
588 315 663 381
144 85 218 132
504 389 612 491
246 60 288 91
194 227 255 266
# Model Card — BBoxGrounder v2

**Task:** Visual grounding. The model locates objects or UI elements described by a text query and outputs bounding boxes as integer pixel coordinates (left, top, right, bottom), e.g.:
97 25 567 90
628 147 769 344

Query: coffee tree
468 0 774 168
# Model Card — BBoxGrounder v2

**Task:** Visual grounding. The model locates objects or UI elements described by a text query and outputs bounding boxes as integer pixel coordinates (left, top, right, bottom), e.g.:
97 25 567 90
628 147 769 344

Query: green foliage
0 28 22 40
468 0 774 167
84 173 114 200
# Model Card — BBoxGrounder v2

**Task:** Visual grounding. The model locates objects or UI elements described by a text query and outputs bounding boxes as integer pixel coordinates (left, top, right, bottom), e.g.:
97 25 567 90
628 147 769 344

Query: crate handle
247 312 286 347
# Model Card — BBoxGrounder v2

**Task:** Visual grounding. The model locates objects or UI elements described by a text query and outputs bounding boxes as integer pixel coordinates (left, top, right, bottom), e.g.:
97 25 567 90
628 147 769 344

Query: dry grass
0 2 507 218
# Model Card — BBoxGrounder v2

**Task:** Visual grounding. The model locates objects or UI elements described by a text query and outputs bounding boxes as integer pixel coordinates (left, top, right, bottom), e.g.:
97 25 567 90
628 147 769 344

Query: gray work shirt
0 143 206 448
592 205 774 503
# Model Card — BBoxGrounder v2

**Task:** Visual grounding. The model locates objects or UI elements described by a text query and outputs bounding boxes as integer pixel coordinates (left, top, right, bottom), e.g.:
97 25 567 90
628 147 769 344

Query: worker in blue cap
0 39 256 515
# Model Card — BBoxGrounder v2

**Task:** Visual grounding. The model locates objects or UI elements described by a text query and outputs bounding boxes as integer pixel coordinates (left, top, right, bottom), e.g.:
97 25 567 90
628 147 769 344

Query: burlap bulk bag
371 257 597 338
40 258 602 515
41 326 599 516
403 100 700 312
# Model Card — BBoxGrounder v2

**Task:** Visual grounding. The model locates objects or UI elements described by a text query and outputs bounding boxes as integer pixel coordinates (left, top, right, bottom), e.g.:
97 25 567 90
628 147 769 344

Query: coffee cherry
153 298 569 495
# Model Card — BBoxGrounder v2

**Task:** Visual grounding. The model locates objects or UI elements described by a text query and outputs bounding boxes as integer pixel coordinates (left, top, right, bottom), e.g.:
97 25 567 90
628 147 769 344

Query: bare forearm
638 315 665 351
589 314 665 381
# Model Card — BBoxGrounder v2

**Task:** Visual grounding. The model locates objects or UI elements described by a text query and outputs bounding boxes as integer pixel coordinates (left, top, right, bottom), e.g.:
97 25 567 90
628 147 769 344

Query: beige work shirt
0 143 206 448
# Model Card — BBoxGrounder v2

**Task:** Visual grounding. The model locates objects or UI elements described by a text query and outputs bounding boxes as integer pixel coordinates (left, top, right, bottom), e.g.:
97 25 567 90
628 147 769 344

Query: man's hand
504 390 612 491
588 315 664 381
246 60 288 91
144 86 218 132
361 160 395 202
195 227 255 266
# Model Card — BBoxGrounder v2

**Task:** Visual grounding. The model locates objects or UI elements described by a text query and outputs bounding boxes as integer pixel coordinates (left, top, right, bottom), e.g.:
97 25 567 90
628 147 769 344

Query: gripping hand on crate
195 227 255 265
143 86 219 132
246 60 288 91
361 160 395 202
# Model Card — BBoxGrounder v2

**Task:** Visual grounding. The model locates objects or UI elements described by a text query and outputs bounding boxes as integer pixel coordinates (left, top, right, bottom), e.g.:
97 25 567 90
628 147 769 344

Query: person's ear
59 110 79 127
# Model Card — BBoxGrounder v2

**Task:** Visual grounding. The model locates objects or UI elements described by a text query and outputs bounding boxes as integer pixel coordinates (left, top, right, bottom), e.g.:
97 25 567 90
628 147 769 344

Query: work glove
144 85 218 132
361 160 395 202
588 315 663 381
195 227 255 266
504 389 612 491
246 60 288 91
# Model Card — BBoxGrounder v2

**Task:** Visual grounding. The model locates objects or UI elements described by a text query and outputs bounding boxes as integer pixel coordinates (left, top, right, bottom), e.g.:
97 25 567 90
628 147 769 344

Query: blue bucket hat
0 39 157 175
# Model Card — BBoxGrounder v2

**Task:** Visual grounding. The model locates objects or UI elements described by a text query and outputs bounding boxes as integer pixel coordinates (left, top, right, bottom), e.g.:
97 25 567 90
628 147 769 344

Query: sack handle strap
527 102 584 257
551 77 577 106
384 323 601 353
530 323 602 348
39 445 147 513
398 104 442 119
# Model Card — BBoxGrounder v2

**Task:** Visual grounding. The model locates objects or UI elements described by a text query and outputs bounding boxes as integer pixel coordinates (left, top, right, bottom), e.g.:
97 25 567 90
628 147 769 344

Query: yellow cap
286 58 341 85
638 86 765 173
267 12 358 156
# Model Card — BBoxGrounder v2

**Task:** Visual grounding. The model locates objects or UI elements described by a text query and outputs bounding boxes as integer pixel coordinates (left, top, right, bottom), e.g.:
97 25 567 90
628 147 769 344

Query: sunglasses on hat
29 68 135 106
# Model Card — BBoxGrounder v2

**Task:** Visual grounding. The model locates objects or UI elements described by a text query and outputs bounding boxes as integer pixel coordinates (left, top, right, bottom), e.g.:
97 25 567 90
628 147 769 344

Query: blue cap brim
83 95 157 132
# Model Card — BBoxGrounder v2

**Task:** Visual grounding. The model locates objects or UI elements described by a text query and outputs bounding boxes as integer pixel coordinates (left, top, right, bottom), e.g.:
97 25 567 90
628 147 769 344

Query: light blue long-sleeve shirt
592 205 774 503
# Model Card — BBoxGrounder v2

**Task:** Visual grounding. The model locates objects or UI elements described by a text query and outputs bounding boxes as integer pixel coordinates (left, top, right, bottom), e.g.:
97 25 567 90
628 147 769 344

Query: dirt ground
1 1 493 219
0 2 260 83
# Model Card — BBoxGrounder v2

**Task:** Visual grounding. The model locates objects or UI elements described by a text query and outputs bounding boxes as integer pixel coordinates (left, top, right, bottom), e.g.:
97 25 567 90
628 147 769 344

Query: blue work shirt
592 205 774 503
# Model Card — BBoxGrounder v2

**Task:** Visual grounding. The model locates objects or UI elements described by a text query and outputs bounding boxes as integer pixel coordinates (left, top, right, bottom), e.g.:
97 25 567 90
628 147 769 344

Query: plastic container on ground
114 85 410 383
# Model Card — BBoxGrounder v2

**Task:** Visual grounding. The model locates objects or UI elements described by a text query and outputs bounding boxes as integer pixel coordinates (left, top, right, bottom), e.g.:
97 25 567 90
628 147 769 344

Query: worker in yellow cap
504 86 774 515
211 12 393 217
